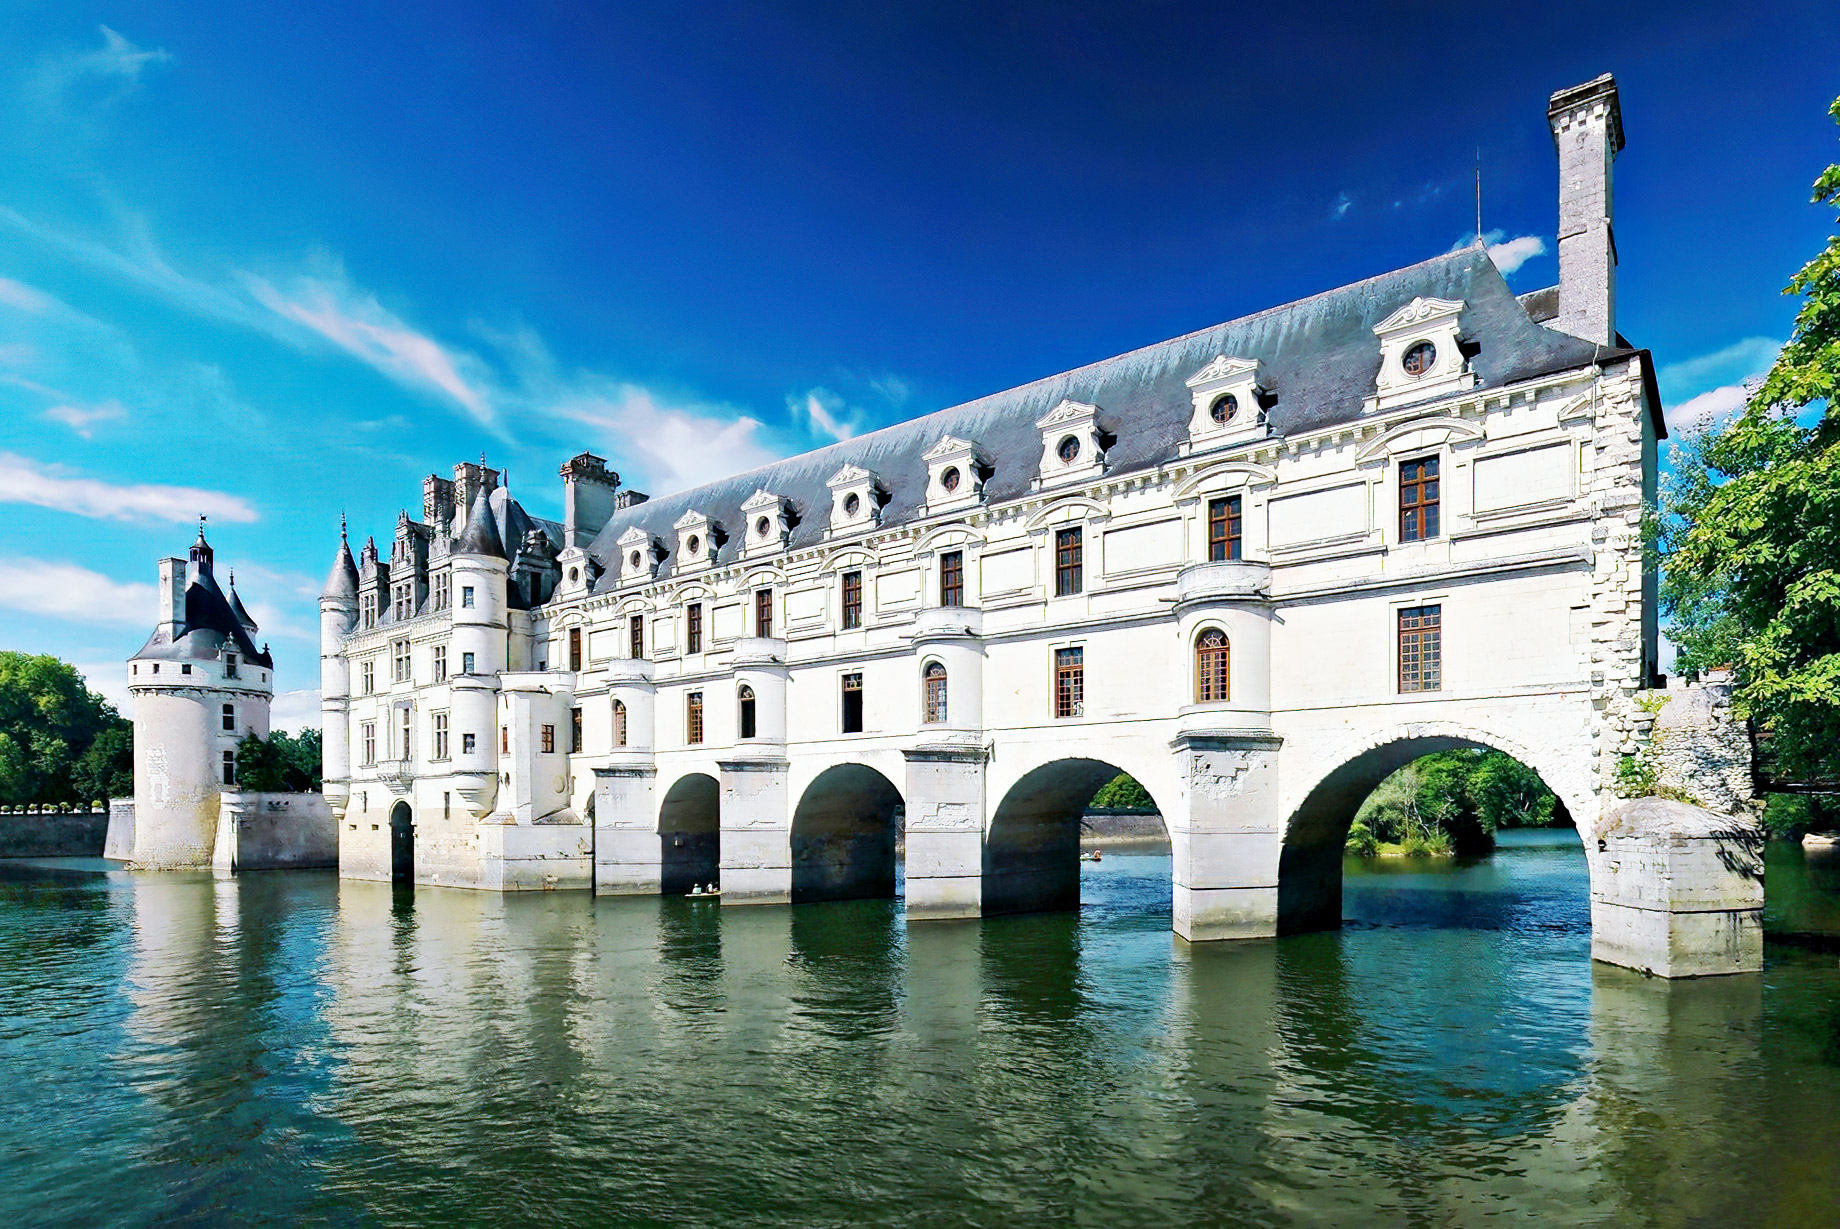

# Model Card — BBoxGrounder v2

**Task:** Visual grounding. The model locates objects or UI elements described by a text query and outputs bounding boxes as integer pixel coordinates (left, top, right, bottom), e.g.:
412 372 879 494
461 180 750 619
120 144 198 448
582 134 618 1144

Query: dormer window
940 467 961 493
826 464 884 535
922 436 987 512
1402 341 1437 377
1210 393 1237 424
741 489 791 557
755 516 770 537
624 524 667 582
1034 400 1106 490
1183 356 1268 456
1369 297 1475 412
669 511 715 574
1057 436 1081 463
842 493 859 516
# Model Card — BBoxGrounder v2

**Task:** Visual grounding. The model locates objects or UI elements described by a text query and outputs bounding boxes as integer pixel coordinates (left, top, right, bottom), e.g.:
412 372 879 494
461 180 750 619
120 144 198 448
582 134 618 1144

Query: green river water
1 829 1837 1227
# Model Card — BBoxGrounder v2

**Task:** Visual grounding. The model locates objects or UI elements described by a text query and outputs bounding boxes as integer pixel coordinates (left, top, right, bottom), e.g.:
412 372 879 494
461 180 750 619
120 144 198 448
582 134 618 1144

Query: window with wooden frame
570 707 583 753
629 614 644 660
433 644 447 683
939 550 964 607
922 661 947 724
400 707 411 758
1195 629 1231 702
501 725 509 753
1207 495 1243 562
612 699 627 747
737 684 757 740
433 711 449 759
221 703 235 732
541 724 556 754
1054 527 1083 596
1054 646 1084 717
841 570 863 629
1399 456 1441 542
361 660 375 695
392 639 411 683
362 723 375 766
1398 604 1442 692
686 691 704 744
686 602 703 654
222 750 236 786
841 672 864 733
755 588 774 637
568 627 583 672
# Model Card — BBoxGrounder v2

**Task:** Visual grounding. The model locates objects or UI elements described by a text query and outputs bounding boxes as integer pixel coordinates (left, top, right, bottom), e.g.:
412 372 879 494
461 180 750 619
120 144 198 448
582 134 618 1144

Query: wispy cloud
90 27 171 81
0 452 257 524
1331 191 1353 220
43 400 127 438
0 276 57 314
1451 229 1548 275
33 26 172 113
1656 336 1780 435
246 269 496 428
269 689 323 735
1665 382 1755 435
552 385 780 494
0 559 157 628
791 388 859 442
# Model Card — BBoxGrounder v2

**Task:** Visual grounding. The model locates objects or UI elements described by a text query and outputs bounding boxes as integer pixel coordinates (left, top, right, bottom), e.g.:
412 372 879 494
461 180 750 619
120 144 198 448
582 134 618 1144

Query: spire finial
340 510 348 543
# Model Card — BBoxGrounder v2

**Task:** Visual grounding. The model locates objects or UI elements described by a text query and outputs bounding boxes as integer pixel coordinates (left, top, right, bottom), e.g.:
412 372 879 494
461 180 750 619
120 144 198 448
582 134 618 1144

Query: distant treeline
1348 750 1561 858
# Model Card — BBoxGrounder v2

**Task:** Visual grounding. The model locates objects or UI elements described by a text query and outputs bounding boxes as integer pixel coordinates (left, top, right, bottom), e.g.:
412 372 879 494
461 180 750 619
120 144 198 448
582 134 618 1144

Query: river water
1 830 1836 1227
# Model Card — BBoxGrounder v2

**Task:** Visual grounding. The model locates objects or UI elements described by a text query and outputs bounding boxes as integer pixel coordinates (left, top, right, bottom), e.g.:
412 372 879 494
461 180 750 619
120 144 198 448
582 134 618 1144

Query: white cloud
0 559 156 627
269 689 323 736
0 276 56 314
70 660 131 712
93 27 171 80
553 385 781 494
43 400 127 438
1332 191 1353 219
1658 336 1780 402
0 452 257 524
1452 229 1547 275
247 271 495 427
1665 383 1753 436
792 388 859 442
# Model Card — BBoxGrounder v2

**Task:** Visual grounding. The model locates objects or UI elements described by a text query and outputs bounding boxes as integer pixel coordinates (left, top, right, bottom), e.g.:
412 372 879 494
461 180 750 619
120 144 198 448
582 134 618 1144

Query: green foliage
1661 94 1840 782
234 729 322 793
1760 792 1840 840
1615 751 1660 799
0 652 130 808
1347 750 1559 856
1089 772 1153 811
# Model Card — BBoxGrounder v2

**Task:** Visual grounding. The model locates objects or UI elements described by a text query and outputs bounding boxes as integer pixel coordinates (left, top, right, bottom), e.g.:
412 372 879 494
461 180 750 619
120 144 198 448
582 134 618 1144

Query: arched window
1196 628 1231 703
923 661 948 724
738 684 757 740
612 699 627 748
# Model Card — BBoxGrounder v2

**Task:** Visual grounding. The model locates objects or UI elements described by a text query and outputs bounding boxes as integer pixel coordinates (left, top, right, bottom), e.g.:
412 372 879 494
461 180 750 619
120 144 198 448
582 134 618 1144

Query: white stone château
319 77 1757 972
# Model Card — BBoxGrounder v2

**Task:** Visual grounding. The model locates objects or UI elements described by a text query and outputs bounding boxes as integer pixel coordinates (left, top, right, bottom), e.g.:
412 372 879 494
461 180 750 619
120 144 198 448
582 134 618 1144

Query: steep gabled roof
586 246 1616 590
133 568 273 668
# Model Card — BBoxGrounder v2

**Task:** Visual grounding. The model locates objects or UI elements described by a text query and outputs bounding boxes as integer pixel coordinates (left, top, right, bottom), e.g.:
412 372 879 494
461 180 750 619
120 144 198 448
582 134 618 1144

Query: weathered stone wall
0 809 110 858
213 791 338 873
1637 680 1756 816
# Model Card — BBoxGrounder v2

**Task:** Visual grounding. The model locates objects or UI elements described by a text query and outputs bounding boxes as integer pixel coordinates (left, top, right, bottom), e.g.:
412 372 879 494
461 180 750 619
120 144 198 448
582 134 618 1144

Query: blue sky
1 2 1836 726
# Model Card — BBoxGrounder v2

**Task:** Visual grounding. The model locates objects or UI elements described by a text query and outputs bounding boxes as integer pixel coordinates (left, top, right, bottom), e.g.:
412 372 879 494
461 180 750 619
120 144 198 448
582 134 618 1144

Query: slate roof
134 566 273 668
580 245 1620 589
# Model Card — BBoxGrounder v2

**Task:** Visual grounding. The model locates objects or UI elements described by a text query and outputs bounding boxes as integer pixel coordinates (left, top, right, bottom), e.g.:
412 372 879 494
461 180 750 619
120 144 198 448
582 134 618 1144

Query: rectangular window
630 614 644 660
362 592 377 629
1398 604 1443 693
1399 456 1441 542
569 627 582 672
686 603 703 654
501 726 509 753
361 660 375 695
841 571 863 629
462 586 475 609
1054 528 1083 596
221 703 235 732
1208 496 1243 562
461 651 475 675
180 664 190 675
400 708 411 759
686 692 704 745
755 588 773 638
222 750 236 786
362 723 376 766
433 644 447 683
392 639 411 683
433 711 449 760
225 653 238 679
613 700 627 747
841 672 864 734
395 584 412 621
570 707 583 753
433 572 449 611
541 724 556 754
462 732 476 755
939 551 964 607
1054 646 1085 718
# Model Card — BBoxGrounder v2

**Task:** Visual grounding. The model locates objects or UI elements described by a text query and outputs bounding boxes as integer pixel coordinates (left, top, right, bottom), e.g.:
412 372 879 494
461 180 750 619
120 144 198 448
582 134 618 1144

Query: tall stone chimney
1547 74 1625 348
560 451 620 548
157 557 186 638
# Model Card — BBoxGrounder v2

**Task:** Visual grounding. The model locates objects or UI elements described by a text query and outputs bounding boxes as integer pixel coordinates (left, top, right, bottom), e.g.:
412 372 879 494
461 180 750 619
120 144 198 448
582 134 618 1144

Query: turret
449 487 509 817
320 518 360 817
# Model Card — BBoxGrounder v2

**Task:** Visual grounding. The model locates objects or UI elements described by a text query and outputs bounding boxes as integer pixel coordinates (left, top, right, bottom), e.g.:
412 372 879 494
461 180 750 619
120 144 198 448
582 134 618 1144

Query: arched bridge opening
984 758 1170 918
659 772 719 896
791 764 903 905
1278 733 1580 937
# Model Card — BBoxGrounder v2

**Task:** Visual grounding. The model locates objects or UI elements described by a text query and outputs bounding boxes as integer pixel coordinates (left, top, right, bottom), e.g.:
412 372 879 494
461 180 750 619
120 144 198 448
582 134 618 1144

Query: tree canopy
234 729 323 793
0 653 132 808
1348 750 1558 857
1662 94 1840 783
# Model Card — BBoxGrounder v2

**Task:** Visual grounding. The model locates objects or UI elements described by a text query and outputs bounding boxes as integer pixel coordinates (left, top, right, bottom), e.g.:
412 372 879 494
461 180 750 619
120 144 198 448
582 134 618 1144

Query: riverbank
1079 809 1169 852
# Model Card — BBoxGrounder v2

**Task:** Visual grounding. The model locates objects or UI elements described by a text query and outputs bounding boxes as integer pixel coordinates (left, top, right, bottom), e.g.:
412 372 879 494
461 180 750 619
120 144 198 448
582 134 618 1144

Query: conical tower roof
456 486 505 558
321 518 360 601
227 570 259 632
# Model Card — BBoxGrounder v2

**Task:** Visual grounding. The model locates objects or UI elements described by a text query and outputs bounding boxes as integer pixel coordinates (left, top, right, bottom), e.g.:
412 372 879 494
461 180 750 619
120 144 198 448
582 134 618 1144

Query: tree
1089 772 1154 811
0 653 129 808
1662 95 1840 783
234 729 322 793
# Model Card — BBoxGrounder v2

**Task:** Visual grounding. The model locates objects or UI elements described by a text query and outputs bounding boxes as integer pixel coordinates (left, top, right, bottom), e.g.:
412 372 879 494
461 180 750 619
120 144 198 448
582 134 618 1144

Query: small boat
687 883 722 899
1081 850 1103 863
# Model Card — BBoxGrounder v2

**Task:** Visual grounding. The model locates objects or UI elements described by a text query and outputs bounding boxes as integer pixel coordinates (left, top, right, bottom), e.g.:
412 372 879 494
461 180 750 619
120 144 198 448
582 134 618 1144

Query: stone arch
389 800 414 882
983 756 1171 917
1276 721 1592 936
657 771 719 895
790 763 903 904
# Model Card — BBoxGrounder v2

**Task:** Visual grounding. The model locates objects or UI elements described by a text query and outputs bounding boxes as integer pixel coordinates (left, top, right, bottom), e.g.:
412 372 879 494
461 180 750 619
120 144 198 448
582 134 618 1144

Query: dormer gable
1033 400 1107 490
740 489 792 557
922 434 987 513
619 524 664 584
1368 296 1477 412
826 464 885 535
670 509 718 574
1182 355 1270 455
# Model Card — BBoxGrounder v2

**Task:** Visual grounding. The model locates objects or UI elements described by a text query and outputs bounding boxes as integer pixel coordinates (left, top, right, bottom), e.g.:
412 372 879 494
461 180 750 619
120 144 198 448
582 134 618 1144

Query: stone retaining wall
0 810 110 858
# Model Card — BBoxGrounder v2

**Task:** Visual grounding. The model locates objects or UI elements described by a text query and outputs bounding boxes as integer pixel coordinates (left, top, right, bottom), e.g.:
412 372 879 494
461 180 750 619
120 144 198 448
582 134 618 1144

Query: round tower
448 486 509 817
125 524 275 869
320 518 360 819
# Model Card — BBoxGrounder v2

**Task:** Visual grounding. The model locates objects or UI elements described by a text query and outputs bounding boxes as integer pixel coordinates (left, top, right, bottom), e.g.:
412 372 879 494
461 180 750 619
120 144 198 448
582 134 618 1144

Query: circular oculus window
568 566 579 582
686 535 700 554
1402 340 1437 378
1210 393 1237 424
1057 435 1081 463
629 551 641 568
940 465 960 493
755 516 771 537
843 492 860 515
